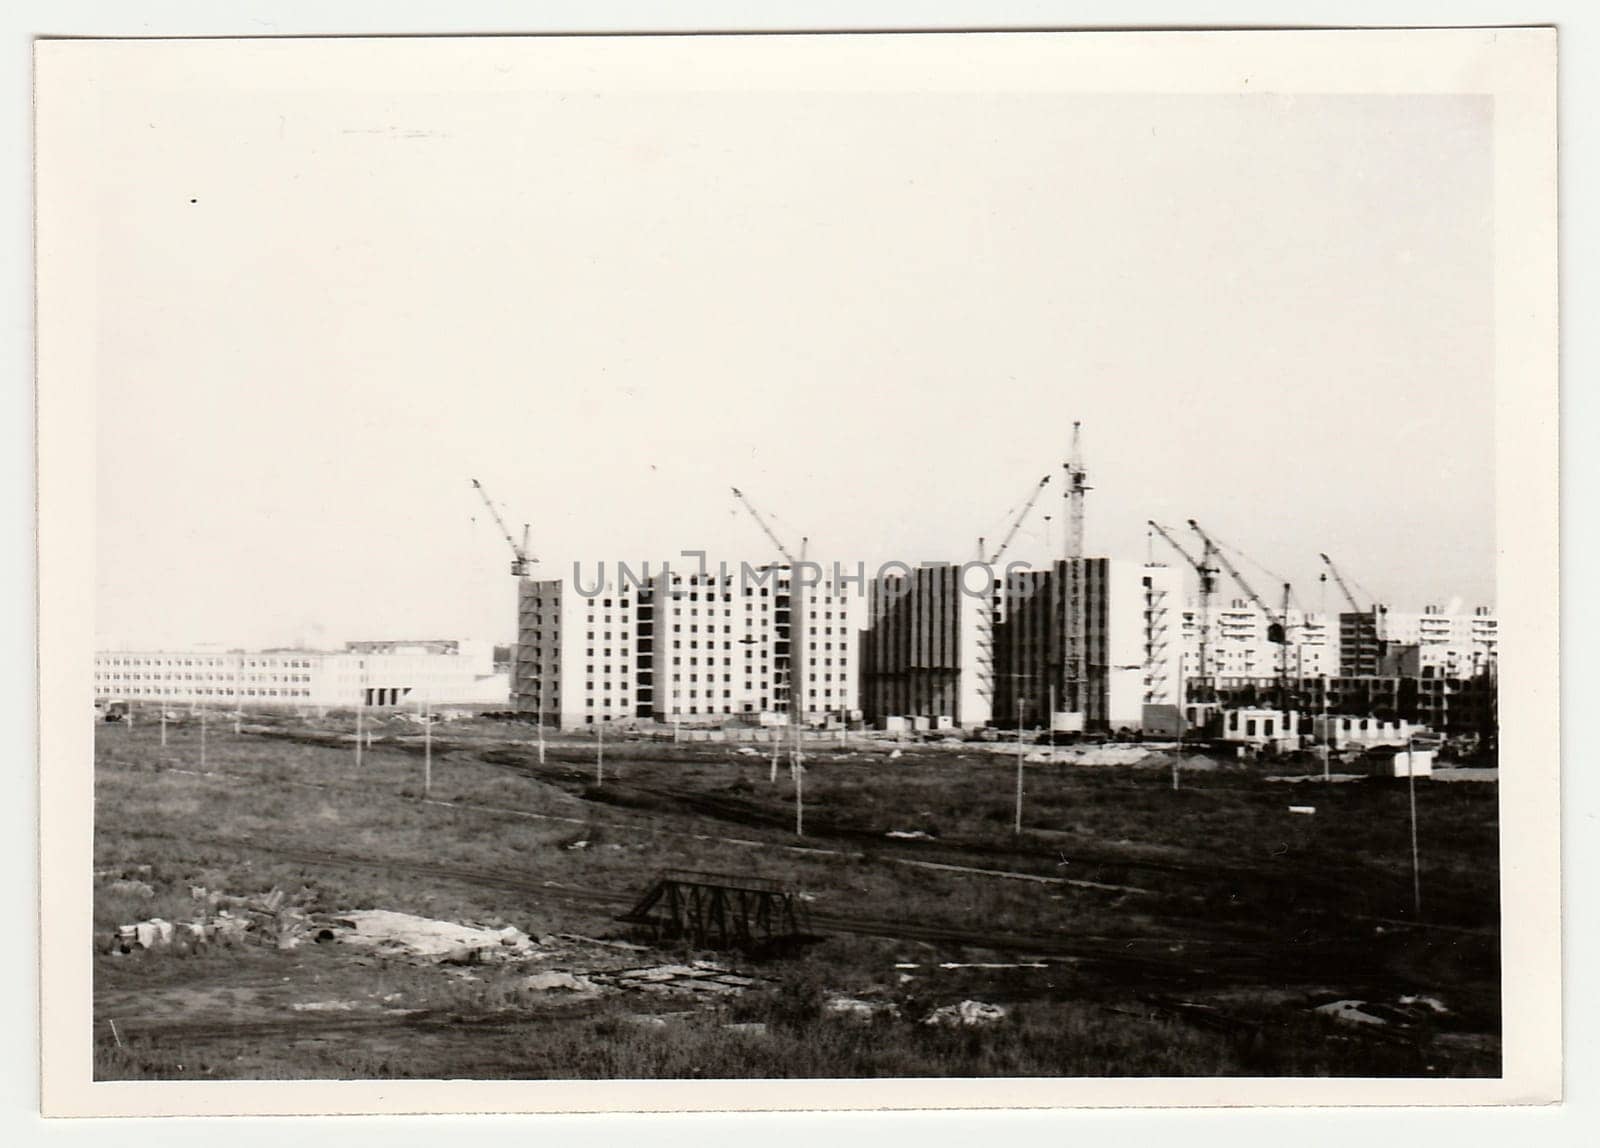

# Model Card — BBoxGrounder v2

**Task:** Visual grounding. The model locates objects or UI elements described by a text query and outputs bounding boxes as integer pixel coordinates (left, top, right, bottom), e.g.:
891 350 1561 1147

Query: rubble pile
108 885 323 955
593 961 761 996
924 999 1009 1027
333 909 536 962
1312 994 1452 1029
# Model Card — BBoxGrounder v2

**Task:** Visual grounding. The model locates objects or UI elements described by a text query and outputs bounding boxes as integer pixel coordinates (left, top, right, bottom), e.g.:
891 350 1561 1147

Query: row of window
96 672 312 683
98 657 315 669
104 686 312 697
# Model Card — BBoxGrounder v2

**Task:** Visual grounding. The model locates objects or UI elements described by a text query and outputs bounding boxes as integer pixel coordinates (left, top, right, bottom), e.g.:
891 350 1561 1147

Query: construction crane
1148 520 1217 703
1319 552 1378 615
1060 422 1091 717
1190 521 1300 710
985 474 1052 565
1188 521 1275 625
1320 551 1389 675
731 487 809 827
470 478 533 577
731 487 796 566
1063 421 1090 562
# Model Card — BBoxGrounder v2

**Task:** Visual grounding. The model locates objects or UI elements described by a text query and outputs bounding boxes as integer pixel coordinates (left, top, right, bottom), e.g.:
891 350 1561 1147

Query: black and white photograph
33 26 1559 1116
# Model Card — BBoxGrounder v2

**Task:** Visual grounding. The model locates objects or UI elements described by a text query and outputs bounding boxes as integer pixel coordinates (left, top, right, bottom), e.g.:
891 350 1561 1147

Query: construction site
91 424 1501 1082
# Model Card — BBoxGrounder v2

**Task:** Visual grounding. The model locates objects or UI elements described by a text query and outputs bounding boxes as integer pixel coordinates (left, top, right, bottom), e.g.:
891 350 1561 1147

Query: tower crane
1148 520 1217 703
1318 552 1379 615
731 487 796 566
985 474 1052 566
1061 422 1091 716
731 487 809 814
470 478 533 577
1320 551 1388 673
1190 521 1298 710
1063 421 1090 560
1188 521 1276 627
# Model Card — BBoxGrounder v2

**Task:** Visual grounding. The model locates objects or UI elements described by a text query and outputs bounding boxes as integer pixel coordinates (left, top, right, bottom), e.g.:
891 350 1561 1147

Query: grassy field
92 715 1501 1080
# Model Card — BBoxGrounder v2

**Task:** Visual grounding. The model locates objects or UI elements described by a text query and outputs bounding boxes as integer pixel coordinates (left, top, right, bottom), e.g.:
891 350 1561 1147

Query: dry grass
92 718 1502 1080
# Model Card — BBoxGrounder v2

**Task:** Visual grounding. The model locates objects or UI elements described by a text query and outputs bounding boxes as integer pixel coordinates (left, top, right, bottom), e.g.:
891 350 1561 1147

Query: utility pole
160 705 167 749
794 746 805 838
1406 736 1422 917
597 715 605 786
199 704 207 770
791 537 808 836
537 653 547 765
421 695 432 798
1321 674 1331 783
1014 698 1025 834
355 667 365 769
771 661 783 784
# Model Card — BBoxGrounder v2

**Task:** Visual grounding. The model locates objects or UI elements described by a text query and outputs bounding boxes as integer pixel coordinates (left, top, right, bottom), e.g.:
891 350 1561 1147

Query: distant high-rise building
1181 600 1339 689
1338 604 1498 679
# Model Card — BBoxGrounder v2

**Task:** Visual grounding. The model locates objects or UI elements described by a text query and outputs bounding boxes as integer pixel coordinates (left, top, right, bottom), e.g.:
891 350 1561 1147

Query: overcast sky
93 85 1492 649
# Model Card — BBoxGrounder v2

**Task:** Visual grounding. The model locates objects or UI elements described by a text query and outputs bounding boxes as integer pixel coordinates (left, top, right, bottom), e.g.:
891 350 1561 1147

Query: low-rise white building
93 639 509 710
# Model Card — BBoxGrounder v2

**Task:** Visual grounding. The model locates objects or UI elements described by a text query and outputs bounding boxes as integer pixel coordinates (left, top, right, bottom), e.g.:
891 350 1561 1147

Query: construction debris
1313 994 1453 1028
522 971 601 994
1399 994 1450 1014
1315 1000 1389 1026
594 962 762 996
924 1000 1008 1027
826 996 901 1021
105 879 155 898
334 909 536 961
110 885 320 953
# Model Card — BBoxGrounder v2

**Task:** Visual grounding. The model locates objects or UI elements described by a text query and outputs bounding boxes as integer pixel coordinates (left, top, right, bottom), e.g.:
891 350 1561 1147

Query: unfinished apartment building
513 561 859 728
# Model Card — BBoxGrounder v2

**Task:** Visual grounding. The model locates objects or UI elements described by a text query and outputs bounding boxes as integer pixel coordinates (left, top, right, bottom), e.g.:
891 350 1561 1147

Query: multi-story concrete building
93 639 508 709
514 561 860 728
1140 563 1186 711
858 563 993 729
857 558 1180 732
1338 604 1497 679
1181 600 1338 691
993 558 1160 731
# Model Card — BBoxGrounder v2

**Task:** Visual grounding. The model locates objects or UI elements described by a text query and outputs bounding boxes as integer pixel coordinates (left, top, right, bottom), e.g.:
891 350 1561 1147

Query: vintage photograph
34 29 1559 1112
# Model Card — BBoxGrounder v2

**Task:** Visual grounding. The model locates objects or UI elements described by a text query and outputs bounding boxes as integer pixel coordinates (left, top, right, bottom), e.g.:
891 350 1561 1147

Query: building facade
857 563 993 729
856 558 1178 732
514 561 860 728
1181 600 1338 692
992 558 1158 731
93 639 508 709
1338 605 1497 679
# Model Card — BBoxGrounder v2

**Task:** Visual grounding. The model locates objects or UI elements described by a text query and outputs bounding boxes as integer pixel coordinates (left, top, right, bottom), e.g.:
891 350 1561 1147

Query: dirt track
112 825 1487 1000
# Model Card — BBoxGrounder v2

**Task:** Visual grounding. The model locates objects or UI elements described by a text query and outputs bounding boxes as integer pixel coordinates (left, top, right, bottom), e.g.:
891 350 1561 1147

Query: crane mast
470 478 533 577
1060 422 1091 717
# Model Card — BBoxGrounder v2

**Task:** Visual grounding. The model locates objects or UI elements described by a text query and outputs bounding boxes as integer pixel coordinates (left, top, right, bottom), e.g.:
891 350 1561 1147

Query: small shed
1359 747 1435 778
